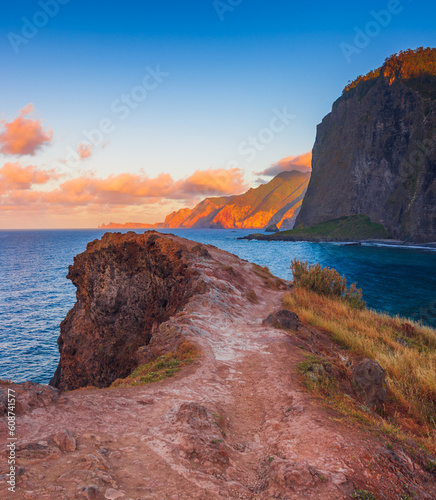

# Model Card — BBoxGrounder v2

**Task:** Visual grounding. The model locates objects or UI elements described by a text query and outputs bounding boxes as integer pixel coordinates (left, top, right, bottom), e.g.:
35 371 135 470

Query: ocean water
0 229 435 384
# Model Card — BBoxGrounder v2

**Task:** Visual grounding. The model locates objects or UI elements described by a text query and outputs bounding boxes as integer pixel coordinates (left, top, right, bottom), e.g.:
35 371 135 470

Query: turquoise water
0 229 435 384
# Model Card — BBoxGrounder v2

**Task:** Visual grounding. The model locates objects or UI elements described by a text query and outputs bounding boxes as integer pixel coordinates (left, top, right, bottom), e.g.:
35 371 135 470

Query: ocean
0 228 435 384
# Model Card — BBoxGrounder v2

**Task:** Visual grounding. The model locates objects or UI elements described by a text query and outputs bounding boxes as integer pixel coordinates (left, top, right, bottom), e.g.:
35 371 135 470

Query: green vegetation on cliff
244 215 391 242
343 47 436 99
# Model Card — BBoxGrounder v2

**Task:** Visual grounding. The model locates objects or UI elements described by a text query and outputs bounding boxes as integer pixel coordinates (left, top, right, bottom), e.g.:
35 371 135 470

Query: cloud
0 104 53 156
77 143 93 160
0 166 247 212
256 152 312 177
0 163 58 195
177 168 247 198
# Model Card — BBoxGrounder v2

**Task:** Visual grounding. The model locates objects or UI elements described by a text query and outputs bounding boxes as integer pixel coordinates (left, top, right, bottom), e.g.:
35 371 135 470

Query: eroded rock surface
1 232 435 499
0 382 59 416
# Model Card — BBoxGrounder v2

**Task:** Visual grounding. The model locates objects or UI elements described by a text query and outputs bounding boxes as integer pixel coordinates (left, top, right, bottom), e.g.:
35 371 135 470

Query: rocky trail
1 232 435 499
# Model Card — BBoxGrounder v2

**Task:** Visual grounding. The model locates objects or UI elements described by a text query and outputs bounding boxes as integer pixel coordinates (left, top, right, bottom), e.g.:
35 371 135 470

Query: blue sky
0 0 435 228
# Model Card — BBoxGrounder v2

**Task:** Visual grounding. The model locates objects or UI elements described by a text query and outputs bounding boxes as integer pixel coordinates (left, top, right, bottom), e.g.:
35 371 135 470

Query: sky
0 0 435 229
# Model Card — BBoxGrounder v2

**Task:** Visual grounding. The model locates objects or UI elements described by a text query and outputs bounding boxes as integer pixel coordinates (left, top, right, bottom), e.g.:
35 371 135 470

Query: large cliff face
50 232 203 391
297 48 436 242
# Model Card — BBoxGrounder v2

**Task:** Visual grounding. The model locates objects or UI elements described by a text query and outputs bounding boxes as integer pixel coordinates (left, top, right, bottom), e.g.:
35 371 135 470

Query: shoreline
240 234 436 250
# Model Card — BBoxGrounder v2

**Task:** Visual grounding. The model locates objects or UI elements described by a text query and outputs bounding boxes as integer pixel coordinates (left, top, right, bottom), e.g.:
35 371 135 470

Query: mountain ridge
100 169 310 230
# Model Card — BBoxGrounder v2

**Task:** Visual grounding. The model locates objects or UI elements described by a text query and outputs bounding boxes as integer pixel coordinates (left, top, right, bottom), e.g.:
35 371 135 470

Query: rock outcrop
50 232 204 391
263 309 299 331
352 359 387 409
296 48 436 242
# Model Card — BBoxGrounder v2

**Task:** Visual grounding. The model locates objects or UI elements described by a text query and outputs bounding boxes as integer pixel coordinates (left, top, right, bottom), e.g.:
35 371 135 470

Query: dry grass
111 340 200 388
284 288 436 447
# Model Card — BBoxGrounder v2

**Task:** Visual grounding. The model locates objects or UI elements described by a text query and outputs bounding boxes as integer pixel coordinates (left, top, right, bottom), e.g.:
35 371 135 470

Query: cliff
50 232 207 391
100 170 310 231
296 48 436 243
165 170 310 229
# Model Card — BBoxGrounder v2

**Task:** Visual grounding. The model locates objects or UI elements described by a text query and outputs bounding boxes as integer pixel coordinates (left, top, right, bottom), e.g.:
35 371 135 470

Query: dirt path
1 241 434 499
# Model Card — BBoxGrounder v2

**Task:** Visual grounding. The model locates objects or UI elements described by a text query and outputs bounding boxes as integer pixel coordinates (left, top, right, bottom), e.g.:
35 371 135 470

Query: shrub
290 259 365 309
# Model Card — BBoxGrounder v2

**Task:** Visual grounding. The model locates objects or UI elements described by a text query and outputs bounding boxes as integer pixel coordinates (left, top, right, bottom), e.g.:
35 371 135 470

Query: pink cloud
0 105 53 156
0 163 58 195
177 168 248 198
0 167 247 212
256 152 312 177
77 143 93 160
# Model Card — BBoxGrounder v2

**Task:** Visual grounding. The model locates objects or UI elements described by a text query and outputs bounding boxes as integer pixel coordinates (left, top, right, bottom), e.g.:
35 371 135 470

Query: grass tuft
352 490 377 500
111 341 199 388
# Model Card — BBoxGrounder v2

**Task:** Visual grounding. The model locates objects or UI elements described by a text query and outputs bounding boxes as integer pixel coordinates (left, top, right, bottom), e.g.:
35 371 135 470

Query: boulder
265 224 279 233
104 489 125 500
80 486 100 500
54 429 77 452
352 359 387 409
263 310 299 331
